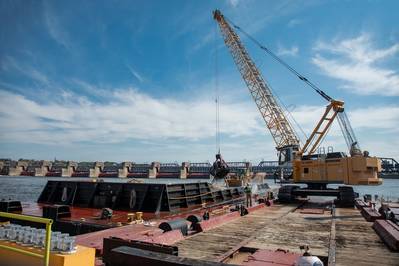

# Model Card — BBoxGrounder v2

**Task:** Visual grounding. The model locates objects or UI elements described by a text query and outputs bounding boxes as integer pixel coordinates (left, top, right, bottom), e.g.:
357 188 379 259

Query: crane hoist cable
221 14 362 155
223 16 333 102
249 48 307 143
214 22 221 154
264 77 308 145
223 20 309 144
209 22 230 181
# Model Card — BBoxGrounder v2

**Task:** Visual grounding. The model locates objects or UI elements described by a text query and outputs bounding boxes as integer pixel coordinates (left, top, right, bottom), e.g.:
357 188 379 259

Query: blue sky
0 0 398 163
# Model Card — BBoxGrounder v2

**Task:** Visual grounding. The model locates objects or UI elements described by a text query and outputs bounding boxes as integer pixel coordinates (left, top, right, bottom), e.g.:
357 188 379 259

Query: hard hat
295 256 323 266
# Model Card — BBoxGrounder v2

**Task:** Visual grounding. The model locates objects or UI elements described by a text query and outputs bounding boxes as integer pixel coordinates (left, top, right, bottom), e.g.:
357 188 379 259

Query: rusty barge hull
37 180 244 213
1 180 244 236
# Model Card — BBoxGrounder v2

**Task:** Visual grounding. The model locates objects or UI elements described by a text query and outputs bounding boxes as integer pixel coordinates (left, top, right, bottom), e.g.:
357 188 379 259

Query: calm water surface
0 176 398 202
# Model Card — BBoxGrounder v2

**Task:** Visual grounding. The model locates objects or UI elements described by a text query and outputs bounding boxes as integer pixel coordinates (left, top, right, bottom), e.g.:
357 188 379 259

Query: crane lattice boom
213 10 299 150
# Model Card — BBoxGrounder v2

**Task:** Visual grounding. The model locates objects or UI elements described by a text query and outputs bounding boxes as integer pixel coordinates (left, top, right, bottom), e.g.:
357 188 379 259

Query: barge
1 180 398 266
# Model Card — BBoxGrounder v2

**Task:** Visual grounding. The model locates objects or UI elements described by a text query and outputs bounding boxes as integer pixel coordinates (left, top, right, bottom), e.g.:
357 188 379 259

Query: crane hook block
210 153 230 179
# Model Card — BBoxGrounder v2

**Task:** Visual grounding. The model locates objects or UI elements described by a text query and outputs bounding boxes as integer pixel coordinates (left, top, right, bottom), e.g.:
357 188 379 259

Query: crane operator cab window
279 150 289 165
278 145 298 166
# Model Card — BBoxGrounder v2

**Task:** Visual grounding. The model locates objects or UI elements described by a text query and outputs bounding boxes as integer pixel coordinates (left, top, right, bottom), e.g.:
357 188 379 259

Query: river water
1 176 398 203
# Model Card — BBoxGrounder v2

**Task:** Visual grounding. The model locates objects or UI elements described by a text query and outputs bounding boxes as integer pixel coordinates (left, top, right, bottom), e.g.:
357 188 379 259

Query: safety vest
244 186 251 194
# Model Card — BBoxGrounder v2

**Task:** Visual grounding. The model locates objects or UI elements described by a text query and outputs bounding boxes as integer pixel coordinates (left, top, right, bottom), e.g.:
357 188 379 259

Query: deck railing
0 211 53 266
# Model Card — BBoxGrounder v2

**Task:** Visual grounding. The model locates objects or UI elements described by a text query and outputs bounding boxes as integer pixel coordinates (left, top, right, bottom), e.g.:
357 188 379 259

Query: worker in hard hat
244 184 252 207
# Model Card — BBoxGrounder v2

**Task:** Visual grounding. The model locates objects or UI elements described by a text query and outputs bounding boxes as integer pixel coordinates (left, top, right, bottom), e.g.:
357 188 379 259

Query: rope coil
168 190 214 200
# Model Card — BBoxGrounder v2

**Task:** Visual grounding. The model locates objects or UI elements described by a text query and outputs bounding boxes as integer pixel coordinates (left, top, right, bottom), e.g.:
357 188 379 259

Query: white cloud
227 0 240 7
290 104 399 134
126 65 145 83
43 2 71 50
348 106 399 130
1 56 49 85
277 45 298 57
1 86 397 159
70 78 108 97
233 1 319 35
287 19 302 28
289 104 399 158
0 89 263 145
191 31 214 52
312 33 399 96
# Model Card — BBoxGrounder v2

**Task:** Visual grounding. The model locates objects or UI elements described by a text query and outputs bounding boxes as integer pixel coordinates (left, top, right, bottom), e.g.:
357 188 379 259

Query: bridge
0 157 398 179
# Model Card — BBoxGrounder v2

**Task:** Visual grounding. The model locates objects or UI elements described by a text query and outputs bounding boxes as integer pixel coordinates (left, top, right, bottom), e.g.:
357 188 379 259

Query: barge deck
175 202 399 265
334 208 399 266
177 204 297 261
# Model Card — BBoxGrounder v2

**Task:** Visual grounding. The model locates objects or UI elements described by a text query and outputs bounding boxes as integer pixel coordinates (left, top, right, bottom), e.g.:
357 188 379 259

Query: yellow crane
213 10 381 205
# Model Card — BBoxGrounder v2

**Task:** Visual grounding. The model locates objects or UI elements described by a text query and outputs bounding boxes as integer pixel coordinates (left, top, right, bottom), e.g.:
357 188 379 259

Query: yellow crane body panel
294 156 382 185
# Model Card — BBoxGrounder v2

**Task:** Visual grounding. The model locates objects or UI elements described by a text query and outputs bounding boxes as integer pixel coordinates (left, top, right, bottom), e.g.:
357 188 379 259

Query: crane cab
278 145 299 167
